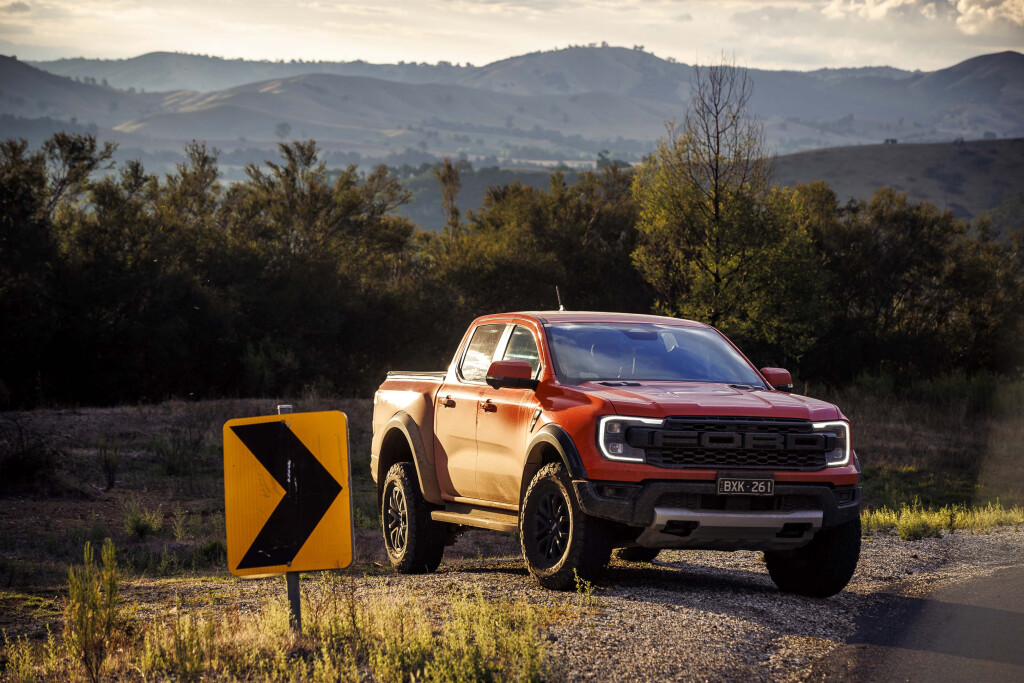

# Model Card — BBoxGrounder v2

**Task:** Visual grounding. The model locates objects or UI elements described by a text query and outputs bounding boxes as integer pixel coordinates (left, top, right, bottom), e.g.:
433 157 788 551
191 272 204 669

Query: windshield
544 323 766 387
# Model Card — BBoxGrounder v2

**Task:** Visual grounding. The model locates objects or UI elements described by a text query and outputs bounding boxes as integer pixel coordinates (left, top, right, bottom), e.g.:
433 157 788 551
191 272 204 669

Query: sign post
223 406 353 634
277 404 301 633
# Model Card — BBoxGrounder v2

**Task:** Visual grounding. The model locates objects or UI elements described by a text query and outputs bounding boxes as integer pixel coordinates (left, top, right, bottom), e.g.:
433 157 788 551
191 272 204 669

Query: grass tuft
123 498 164 540
862 500 1024 540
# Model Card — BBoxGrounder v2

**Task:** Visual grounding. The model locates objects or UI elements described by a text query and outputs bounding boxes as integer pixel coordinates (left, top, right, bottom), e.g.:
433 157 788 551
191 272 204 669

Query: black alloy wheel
384 481 408 555
381 462 444 573
534 490 570 567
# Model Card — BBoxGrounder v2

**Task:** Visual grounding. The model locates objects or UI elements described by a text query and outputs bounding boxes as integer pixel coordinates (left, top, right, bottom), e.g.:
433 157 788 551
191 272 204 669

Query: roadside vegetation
4 540 551 682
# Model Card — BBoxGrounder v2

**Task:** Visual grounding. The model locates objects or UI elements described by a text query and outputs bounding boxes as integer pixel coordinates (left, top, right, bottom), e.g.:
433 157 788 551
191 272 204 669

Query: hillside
5 47 1024 164
400 138 1024 231
773 137 1024 220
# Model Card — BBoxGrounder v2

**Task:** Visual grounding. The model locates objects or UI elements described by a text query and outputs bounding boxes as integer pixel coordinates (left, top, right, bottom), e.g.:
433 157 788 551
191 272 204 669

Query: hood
580 381 842 421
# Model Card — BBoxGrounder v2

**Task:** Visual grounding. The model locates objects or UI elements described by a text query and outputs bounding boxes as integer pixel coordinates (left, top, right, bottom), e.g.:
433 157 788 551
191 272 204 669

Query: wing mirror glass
760 367 793 392
486 360 539 390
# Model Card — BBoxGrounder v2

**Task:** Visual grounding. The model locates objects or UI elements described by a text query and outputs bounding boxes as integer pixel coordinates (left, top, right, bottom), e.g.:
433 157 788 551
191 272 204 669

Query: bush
0 416 61 494
64 540 124 683
123 498 163 540
97 438 120 491
152 423 209 478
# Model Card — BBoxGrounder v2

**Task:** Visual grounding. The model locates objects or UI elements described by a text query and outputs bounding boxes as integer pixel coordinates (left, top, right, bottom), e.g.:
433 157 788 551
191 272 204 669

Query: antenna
555 286 565 311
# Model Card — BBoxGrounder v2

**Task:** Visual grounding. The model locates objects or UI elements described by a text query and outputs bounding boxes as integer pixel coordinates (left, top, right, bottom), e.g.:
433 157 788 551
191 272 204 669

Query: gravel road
368 528 1024 681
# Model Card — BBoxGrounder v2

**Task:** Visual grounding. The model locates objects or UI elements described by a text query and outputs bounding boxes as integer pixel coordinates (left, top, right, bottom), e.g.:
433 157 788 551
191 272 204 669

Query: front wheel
520 463 612 590
764 516 861 597
382 463 444 573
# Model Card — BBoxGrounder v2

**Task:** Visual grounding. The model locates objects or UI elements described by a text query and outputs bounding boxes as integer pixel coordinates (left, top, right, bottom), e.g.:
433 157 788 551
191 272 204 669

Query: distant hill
400 138 1024 231
5 47 1024 164
773 137 1024 220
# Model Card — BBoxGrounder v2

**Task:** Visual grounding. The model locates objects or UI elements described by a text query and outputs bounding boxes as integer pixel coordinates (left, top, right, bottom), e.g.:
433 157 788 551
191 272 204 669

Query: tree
631 56 822 364
433 157 461 236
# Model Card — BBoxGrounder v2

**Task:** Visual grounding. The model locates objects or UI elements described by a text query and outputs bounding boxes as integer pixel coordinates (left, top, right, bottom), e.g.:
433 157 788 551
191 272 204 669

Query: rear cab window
500 325 542 378
458 323 506 382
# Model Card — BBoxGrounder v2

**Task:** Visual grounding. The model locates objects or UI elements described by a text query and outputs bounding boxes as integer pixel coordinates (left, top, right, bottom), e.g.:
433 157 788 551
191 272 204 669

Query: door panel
475 325 543 505
476 388 536 505
433 383 485 499
432 322 508 501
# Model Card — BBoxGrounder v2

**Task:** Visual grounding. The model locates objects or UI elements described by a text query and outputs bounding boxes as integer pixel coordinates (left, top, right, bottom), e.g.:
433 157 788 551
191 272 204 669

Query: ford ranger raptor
371 311 861 596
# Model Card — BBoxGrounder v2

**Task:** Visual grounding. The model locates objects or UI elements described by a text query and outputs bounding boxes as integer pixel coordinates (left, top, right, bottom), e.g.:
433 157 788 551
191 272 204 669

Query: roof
476 310 708 327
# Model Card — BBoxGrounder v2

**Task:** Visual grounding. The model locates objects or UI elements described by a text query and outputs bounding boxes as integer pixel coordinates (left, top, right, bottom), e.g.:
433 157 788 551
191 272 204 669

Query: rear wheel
382 462 444 573
765 516 861 597
520 462 612 590
615 546 661 563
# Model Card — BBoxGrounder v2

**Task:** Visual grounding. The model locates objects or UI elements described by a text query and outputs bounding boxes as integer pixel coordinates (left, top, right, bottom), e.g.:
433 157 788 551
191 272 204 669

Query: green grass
862 500 1024 540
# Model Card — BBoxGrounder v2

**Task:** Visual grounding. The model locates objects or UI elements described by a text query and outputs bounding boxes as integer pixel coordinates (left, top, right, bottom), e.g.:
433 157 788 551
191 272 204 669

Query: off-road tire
520 462 613 590
615 546 661 563
764 516 861 598
381 462 444 573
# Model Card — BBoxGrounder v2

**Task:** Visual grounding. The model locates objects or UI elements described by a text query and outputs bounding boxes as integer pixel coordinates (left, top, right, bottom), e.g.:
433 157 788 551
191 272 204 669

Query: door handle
440 396 455 408
481 399 497 413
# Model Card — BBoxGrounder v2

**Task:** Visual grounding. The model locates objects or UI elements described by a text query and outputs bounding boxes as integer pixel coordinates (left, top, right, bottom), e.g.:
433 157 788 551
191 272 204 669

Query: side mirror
486 360 538 390
760 367 793 392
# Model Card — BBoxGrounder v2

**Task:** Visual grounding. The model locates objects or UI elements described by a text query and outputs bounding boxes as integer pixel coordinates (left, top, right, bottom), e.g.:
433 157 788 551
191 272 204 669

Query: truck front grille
629 416 828 471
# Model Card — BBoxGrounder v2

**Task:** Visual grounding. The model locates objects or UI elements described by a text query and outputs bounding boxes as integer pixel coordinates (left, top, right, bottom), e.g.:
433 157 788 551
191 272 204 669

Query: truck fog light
608 442 624 455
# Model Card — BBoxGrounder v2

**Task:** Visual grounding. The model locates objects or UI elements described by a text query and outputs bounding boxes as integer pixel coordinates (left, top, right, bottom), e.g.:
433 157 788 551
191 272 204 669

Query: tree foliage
0 131 1020 408
631 57 823 364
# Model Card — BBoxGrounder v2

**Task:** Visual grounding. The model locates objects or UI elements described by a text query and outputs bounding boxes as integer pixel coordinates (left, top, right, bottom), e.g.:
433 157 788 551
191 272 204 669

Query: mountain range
1 46 1020 162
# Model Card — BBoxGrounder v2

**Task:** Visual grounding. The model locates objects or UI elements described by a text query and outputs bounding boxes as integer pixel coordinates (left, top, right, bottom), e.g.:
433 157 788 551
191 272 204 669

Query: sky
0 0 1022 70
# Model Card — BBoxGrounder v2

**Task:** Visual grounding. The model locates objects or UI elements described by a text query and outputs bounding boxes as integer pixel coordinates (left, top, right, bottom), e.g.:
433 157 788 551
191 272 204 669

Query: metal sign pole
277 403 301 634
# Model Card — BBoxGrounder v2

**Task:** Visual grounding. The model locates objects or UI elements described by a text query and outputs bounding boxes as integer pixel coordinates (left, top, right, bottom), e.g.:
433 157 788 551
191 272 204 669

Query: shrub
2 631 37 683
152 423 209 478
0 416 61 494
97 438 120 491
123 498 163 540
64 540 124 683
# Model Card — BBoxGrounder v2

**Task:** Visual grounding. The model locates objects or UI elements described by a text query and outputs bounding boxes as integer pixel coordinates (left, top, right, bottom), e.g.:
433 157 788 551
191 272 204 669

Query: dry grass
862 501 1024 540
4 556 552 682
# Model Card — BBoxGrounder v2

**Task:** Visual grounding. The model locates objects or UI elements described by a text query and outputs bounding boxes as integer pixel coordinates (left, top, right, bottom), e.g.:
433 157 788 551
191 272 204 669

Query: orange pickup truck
371 311 861 595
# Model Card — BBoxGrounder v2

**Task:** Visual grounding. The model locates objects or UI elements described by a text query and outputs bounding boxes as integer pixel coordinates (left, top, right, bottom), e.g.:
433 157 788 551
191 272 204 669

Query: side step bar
431 504 519 533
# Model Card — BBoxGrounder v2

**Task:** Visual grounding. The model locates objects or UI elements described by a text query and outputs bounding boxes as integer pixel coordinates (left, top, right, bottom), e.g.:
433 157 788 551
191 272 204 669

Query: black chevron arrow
231 421 342 570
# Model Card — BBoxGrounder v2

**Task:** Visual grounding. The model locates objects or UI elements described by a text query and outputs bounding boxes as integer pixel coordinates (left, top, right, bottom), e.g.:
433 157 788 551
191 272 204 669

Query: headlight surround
597 415 664 462
812 420 851 467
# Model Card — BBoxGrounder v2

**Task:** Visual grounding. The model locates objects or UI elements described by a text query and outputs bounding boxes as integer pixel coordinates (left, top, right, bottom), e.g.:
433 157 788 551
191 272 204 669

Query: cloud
1 2 30 12
676 11 693 20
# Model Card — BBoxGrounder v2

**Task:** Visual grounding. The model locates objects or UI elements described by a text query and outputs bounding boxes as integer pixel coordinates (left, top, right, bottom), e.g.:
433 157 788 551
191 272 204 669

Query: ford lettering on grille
628 417 829 471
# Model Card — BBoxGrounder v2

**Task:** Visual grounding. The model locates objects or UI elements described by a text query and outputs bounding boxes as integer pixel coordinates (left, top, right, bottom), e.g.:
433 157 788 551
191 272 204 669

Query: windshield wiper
729 383 764 390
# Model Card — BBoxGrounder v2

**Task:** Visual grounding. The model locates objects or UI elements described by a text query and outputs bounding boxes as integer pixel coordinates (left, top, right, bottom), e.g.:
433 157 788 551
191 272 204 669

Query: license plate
717 476 774 496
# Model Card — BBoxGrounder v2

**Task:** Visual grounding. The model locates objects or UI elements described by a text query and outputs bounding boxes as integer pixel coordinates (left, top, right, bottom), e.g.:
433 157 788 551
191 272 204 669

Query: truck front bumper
574 479 861 551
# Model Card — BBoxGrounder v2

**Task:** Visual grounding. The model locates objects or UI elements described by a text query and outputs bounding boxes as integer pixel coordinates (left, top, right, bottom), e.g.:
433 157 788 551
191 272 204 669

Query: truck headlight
813 421 851 467
597 415 663 463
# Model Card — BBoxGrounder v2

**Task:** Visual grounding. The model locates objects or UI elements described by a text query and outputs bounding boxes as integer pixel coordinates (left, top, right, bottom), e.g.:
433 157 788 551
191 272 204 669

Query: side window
459 324 506 382
502 325 541 377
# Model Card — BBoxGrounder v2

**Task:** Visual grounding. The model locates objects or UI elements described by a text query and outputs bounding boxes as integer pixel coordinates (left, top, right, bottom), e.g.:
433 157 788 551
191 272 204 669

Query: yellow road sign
223 410 353 577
